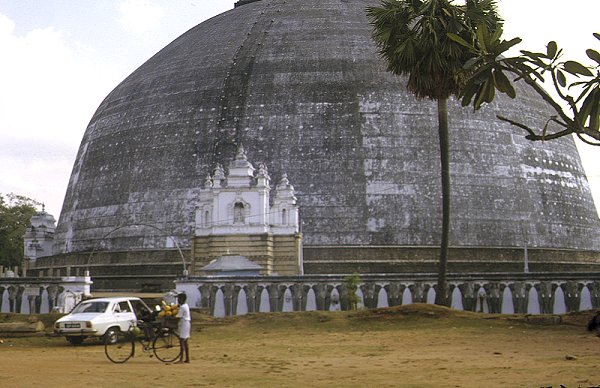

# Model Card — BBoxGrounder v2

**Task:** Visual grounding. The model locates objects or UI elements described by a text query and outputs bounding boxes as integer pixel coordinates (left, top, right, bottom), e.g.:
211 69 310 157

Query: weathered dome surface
50 0 600 277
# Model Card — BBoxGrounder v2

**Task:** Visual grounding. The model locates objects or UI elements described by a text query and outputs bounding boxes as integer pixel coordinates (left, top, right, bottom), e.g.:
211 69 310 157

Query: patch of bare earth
1 304 599 387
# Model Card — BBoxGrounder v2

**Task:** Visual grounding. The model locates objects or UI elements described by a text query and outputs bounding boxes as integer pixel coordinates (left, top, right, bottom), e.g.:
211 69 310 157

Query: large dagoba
34 0 600 291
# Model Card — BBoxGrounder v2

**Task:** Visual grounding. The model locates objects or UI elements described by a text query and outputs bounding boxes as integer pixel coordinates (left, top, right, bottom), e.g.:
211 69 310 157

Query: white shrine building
23 205 56 264
191 146 303 276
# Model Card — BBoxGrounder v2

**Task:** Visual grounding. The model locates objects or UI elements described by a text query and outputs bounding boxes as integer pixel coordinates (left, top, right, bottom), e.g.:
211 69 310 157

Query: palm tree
367 0 500 305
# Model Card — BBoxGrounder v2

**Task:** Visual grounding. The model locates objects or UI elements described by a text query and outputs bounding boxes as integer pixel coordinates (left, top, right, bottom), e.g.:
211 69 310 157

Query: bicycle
104 318 181 363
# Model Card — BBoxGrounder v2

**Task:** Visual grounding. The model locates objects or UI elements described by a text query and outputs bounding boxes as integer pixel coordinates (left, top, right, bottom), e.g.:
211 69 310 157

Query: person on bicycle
176 293 191 363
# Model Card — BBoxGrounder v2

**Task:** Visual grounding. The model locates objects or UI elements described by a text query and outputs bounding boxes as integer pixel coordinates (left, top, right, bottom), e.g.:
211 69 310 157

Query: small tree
449 27 600 145
0 193 40 268
344 272 362 310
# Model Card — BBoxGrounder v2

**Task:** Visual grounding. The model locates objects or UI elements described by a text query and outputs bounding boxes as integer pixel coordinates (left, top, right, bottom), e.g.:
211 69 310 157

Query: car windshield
71 301 109 313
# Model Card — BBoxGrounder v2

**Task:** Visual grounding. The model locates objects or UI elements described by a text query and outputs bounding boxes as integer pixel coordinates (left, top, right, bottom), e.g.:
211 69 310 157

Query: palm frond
368 0 501 100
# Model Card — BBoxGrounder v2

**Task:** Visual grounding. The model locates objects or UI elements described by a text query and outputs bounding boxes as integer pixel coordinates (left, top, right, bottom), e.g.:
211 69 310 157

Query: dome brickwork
40 0 600 283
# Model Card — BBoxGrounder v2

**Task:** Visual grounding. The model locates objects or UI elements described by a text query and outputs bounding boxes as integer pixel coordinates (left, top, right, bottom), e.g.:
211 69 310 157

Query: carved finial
212 164 226 188
276 173 295 199
279 173 290 186
235 144 247 160
204 174 213 188
213 163 225 180
257 163 269 177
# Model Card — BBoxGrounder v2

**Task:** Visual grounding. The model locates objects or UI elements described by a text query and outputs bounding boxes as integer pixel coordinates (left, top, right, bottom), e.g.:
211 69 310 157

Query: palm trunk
435 97 450 306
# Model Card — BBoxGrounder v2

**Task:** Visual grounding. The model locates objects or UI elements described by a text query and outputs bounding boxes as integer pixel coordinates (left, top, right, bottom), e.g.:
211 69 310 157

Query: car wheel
103 327 120 345
66 336 85 346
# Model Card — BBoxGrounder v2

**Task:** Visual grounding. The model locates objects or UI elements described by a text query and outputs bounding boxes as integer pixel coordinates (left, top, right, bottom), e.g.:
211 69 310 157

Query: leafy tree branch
449 27 600 145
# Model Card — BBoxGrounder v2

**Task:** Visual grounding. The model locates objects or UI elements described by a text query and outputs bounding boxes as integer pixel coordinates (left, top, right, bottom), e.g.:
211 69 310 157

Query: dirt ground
1 304 600 388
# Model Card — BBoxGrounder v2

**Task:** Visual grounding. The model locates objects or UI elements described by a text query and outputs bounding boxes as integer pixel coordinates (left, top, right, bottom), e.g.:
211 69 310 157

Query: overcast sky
0 0 598 219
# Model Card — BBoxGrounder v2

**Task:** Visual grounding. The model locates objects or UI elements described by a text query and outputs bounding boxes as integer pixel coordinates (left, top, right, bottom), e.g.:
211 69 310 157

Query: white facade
195 146 299 237
23 206 56 263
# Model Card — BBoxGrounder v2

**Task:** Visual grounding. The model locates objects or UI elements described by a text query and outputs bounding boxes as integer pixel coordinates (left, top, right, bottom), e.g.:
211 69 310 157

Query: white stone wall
0 275 92 314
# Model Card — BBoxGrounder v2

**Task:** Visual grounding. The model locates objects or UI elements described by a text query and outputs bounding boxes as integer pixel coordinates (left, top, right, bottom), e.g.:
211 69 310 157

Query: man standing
176 293 191 363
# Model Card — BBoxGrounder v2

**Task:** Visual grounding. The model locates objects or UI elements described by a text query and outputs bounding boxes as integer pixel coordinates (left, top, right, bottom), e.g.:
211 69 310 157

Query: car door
130 299 153 321
113 300 137 331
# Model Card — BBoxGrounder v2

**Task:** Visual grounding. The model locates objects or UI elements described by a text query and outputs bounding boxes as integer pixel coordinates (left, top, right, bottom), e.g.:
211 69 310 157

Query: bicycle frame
105 320 181 364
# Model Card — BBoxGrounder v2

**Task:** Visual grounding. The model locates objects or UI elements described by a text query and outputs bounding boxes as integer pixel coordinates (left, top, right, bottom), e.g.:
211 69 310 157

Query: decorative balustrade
176 273 600 317
0 275 92 314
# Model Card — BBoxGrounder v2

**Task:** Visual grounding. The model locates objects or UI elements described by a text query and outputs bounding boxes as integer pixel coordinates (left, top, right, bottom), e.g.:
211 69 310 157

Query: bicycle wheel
153 329 181 363
105 329 134 363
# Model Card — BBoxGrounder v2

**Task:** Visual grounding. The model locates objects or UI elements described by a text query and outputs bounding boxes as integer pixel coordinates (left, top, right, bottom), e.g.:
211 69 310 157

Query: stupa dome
42 0 600 287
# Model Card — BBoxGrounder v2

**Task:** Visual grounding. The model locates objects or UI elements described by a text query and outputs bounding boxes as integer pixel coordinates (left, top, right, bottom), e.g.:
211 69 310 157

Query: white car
54 296 153 345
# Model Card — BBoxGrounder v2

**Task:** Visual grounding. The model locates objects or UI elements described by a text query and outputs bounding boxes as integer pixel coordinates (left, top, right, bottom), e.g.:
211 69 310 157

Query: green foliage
0 193 40 268
367 0 501 100
344 272 362 310
452 22 600 144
